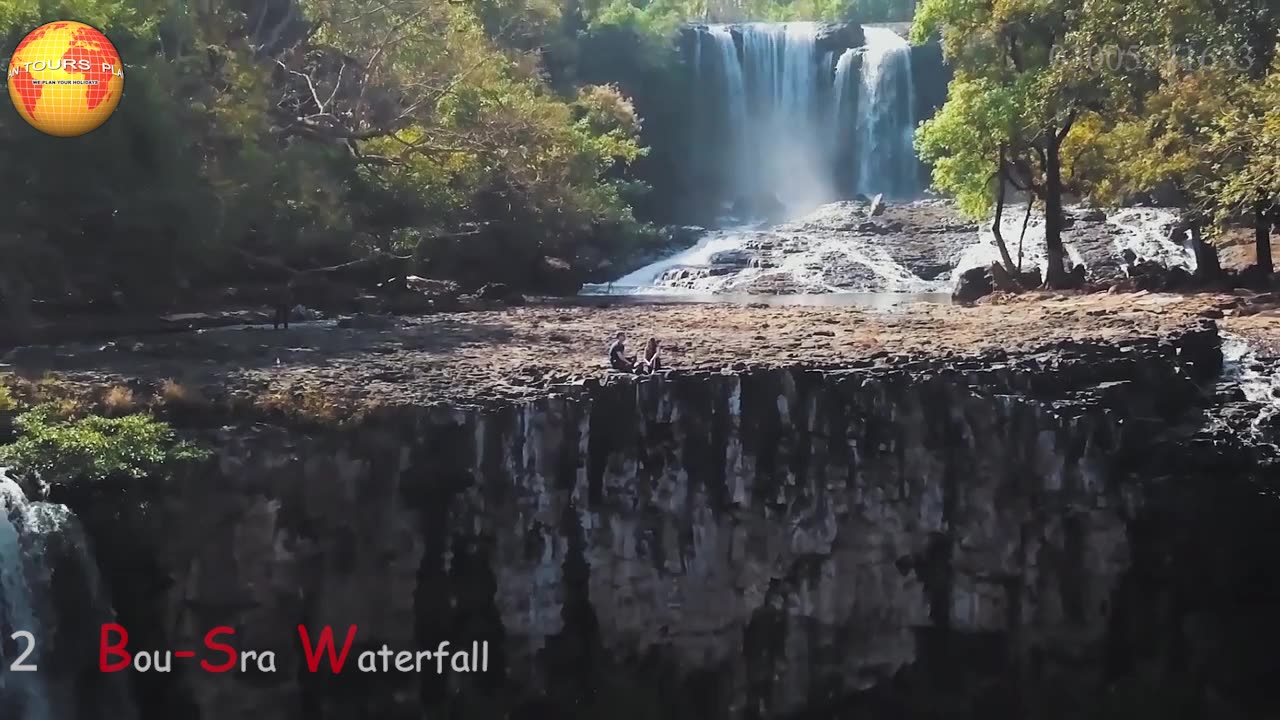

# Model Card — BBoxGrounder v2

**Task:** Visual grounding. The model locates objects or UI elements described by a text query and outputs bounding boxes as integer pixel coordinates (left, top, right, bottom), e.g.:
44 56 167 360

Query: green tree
913 0 1116 287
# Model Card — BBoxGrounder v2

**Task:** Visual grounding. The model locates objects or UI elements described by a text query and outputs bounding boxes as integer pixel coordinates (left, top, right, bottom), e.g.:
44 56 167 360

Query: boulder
814 22 866 55
708 250 755 267
869 193 886 217
667 225 706 246
1126 260 1194 292
1061 263 1088 289
476 282 516 302
952 266 994 304
989 262 1020 292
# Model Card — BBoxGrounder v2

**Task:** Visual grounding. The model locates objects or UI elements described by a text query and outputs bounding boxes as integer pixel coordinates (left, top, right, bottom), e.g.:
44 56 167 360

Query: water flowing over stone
1105 207 1196 270
949 205 1196 283
688 23 924 220
584 199 969 295
1222 333 1280 440
852 26 917 199
0 469 137 720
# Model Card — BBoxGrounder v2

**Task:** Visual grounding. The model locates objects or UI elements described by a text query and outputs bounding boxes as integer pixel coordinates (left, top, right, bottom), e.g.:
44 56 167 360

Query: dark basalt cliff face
56 322 1280 720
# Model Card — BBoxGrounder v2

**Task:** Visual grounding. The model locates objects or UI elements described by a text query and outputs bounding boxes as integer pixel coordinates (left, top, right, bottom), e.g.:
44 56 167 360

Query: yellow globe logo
6 21 124 137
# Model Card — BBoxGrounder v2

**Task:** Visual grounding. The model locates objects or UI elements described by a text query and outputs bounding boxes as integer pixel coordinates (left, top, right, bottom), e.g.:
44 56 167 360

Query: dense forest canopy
0 0 919 327
1 0 1278 325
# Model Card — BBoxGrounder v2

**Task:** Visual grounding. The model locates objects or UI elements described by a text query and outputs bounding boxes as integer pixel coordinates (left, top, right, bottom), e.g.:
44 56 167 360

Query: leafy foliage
0 405 209 485
914 0 1280 279
0 0 658 309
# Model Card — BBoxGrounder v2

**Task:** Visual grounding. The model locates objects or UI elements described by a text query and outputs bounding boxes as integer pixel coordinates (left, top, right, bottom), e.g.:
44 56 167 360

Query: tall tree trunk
991 153 1017 275
1255 200 1274 276
1042 136 1067 287
1017 199 1033 273
1187 216 1221 285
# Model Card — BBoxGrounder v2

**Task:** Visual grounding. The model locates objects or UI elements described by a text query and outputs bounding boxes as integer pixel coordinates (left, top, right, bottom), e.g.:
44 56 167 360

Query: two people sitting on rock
608 332 662 374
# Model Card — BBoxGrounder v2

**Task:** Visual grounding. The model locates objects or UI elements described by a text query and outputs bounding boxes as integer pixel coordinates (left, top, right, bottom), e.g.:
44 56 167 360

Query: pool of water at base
562 291 953 309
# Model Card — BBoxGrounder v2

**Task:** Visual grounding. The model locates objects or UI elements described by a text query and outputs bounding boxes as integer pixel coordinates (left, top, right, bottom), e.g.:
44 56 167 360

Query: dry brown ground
3 292 1275 412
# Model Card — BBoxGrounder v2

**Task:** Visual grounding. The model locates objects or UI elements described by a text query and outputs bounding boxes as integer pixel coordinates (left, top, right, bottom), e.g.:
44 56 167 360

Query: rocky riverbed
596 199 1195 296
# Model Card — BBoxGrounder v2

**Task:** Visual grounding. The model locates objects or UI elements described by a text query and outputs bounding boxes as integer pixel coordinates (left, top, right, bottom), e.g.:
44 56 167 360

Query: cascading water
690 22 924 220
705 26 749 203
949 207 1079 282
0 468 138 720
1106 207 1196 270
853 27 917 199
0 474 52 720
831 48 859 194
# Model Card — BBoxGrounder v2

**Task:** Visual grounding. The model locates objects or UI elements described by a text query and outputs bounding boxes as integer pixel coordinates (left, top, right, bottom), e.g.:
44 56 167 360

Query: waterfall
689 22 923 220
0 475 52 720
706 26 748 203
0 468 138 720
855 26 917 199
693 22 837 218
832 48 859 195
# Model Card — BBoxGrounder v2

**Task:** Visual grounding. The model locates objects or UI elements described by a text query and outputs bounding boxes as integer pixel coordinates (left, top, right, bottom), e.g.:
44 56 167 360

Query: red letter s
202 627 237 672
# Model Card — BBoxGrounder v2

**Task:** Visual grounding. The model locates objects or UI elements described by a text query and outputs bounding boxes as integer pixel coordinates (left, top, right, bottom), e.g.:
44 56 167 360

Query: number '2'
9 631 37 671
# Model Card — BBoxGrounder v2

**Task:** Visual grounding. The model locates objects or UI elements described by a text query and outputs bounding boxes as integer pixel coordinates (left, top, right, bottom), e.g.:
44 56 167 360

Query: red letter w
297 625 357 672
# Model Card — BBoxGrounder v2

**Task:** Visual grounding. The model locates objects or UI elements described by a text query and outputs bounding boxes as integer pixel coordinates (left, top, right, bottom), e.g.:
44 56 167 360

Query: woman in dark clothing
641 337 661 373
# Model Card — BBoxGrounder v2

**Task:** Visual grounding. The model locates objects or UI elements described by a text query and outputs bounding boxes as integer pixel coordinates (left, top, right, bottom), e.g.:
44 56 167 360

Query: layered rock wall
65 327 1233 719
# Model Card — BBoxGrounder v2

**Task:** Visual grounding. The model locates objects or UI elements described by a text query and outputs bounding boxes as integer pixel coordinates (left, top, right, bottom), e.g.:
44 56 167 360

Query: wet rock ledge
41 308 1280 719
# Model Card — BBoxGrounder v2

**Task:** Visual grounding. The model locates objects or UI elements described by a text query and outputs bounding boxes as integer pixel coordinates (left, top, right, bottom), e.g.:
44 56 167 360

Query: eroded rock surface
54 317 1280 719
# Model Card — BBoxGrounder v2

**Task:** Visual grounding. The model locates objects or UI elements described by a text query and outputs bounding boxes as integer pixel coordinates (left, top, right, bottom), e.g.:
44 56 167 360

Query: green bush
0 405 209 485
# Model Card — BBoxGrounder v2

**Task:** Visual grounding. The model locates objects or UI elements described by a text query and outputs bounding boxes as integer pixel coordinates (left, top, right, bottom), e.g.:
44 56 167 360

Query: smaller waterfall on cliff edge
0 468 138 720
1222 335 1280 437
854 27 917 199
